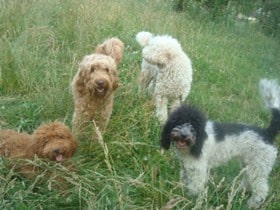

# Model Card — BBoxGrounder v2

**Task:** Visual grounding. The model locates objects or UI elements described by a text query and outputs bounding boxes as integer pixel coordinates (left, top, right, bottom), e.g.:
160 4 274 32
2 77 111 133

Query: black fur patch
213 122 258 141
213 119 276 145
266 108 280 142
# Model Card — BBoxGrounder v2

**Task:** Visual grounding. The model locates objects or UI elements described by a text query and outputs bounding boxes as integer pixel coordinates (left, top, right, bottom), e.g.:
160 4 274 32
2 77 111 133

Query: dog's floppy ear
142 47 174 67
156 50 173 65
113 78 120 91
160 135 171 150
71 66 89 95
160 122 172 150
110 69 120 91
72 55 92 88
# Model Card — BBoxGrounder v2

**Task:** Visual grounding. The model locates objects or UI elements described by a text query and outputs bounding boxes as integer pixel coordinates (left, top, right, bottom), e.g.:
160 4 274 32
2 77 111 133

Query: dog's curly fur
71 38 124 140
136 31 193 125
0 122 77 161
160 79 280 209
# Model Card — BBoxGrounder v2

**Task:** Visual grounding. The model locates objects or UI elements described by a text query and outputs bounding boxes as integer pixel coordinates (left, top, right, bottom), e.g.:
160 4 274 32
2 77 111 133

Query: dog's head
95 37 124 65
142 35 182 67
160 104 207 157
73 54 120 98
32 122 78 162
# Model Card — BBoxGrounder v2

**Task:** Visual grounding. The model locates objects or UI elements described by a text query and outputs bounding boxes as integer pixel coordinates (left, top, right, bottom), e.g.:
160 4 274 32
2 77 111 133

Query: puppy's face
40 138 77 162
33 122 78 162
87 63 116 97
171 123 196 149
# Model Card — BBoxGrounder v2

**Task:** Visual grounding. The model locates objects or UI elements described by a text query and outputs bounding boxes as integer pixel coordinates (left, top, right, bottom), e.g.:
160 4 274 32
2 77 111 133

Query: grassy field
0 0 279 209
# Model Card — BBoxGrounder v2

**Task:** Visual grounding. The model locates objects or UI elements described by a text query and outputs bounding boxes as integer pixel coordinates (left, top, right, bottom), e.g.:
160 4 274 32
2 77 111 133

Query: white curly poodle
136 31 193 124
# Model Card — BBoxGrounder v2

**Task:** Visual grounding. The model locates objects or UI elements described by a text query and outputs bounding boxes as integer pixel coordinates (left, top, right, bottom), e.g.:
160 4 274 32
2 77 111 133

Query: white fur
136 31 193 124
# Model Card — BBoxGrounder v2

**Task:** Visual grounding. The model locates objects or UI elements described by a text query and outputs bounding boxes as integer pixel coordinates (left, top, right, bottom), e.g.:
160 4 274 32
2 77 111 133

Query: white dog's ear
143 47 173 66
156 50 173 65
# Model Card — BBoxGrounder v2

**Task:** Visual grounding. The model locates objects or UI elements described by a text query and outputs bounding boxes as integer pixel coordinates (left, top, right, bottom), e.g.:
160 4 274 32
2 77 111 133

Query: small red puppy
0 122 77 162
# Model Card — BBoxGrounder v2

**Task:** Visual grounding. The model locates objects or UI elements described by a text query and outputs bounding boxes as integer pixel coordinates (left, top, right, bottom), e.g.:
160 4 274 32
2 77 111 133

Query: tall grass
0 0 279 209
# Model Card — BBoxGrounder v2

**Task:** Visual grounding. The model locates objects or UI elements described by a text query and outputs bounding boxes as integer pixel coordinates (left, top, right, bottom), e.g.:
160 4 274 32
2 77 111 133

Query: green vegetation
0 0 279 209
173 0 280 38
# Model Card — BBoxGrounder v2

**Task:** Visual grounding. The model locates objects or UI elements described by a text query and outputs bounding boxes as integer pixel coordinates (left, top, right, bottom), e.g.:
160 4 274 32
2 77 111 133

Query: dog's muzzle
94 79 108 96
52 148 64 162
171 123 196 148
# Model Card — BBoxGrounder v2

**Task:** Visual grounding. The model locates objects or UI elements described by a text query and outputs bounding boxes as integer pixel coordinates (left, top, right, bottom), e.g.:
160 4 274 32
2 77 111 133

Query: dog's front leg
185 164 208 196
178 167 187 187
170 99 181 113
154 95 168 125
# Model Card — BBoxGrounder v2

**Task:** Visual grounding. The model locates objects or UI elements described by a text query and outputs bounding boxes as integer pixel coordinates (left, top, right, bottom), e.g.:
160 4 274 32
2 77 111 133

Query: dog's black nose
96 80 105 87
53 148 60 154
180 128 190 138
180 132 188 138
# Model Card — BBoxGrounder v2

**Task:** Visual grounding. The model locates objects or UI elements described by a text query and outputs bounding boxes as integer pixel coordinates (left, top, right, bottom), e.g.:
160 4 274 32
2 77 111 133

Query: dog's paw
187 183 204 196
247 196 264 209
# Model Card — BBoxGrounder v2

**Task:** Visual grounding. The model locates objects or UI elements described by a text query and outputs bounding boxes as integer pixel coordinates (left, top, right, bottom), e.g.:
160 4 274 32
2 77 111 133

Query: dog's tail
136 31 153 47
259 78 280 140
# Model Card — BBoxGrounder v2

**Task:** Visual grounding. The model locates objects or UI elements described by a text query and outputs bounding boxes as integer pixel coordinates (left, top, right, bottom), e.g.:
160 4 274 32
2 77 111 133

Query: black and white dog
160 79 280 209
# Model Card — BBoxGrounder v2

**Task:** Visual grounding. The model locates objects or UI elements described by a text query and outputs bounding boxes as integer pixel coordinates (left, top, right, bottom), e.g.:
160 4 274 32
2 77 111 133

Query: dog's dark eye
105 68 110 72
90 66 95 72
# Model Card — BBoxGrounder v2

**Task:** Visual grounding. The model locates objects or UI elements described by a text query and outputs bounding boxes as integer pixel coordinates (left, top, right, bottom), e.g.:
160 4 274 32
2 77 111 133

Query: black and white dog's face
171 123 197 149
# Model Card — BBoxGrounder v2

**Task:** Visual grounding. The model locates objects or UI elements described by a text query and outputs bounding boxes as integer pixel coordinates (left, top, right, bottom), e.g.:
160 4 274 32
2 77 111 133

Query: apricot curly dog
71 38 124 140
0 122 77 161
